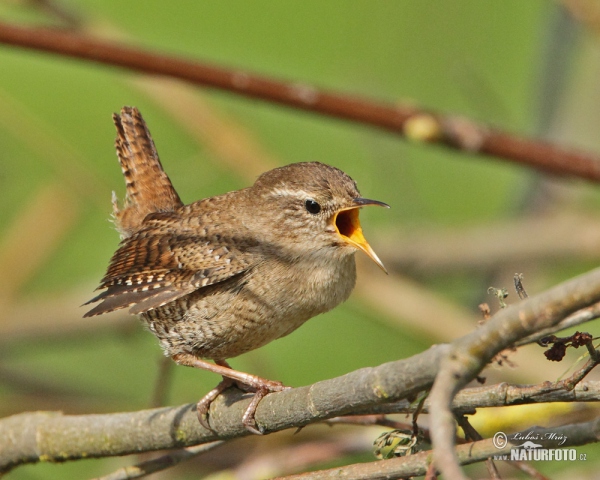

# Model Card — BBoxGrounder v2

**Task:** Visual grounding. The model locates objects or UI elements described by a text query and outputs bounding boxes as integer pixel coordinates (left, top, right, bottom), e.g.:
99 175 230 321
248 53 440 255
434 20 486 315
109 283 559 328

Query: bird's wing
83 217 256 317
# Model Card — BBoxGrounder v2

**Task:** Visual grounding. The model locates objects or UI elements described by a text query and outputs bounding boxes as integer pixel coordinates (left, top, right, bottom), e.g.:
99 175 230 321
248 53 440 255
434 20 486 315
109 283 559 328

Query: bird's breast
250 251 357 327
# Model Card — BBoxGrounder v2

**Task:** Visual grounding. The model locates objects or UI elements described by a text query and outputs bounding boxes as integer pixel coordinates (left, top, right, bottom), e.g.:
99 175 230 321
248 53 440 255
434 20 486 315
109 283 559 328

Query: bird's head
251 162 388 271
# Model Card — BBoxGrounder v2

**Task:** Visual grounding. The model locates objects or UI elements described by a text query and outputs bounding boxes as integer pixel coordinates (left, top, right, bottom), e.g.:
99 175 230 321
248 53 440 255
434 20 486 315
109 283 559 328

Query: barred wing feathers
84 225 254 317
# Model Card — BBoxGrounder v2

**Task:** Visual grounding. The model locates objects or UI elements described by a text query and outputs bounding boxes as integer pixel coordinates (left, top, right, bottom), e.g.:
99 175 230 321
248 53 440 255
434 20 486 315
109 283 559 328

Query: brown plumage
111 106 182 237
85 106 388 433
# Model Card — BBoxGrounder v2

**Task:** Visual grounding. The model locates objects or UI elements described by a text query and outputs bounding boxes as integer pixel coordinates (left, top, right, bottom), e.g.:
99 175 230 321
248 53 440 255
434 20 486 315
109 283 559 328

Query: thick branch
1 22 600 180
0 346 446 473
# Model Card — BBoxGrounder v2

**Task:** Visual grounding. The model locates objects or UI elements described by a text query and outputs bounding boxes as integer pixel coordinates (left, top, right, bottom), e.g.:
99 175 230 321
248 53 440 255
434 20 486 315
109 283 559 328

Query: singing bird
85 107 388 433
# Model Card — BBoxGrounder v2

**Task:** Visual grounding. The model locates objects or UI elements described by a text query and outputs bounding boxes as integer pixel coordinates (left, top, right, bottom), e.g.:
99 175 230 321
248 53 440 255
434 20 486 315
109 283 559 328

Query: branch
515 301 600 347
280 418 600 479
1 22 600 181
352 380 600 417
376 213 600 275
95 441 224 480
430 266 600 478
3 378 599 474
454 415 501 479
0 346 447 473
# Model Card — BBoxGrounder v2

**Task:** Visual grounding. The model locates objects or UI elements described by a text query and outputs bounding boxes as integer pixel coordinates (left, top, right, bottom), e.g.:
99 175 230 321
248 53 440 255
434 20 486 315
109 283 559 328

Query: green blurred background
1 0 600 478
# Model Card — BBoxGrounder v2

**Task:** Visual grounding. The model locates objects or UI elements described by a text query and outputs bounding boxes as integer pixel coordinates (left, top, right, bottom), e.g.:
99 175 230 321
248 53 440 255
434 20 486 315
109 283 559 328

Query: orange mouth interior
335 208 362 242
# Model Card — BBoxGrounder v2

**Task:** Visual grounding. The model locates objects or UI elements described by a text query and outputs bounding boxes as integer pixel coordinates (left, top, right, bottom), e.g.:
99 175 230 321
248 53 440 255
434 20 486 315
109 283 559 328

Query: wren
85 106 388 433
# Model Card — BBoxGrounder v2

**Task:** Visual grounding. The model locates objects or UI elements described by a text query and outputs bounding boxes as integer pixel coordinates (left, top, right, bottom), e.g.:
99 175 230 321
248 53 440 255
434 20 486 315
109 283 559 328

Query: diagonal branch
1 22 600 181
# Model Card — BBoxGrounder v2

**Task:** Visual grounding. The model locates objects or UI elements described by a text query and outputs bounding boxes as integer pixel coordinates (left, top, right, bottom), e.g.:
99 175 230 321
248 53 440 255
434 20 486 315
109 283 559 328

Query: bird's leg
172 353 289 434
172 354 287 390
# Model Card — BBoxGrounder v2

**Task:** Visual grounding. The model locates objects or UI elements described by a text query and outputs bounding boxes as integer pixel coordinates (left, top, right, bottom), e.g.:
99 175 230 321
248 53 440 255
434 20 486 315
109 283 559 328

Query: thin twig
344 380 600 418
230 433 372 479
514 273 529 299
455 415 500 480
555 343 600 391
326 414 443 445
377 213 600 274
149 356 173 409
93 441 224 480
26 0 83 28
508 460 550 480
515 301 600 347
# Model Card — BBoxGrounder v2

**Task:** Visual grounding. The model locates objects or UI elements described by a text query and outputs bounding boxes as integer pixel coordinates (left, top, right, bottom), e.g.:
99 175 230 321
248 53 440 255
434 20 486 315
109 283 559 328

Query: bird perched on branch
85 106 388 433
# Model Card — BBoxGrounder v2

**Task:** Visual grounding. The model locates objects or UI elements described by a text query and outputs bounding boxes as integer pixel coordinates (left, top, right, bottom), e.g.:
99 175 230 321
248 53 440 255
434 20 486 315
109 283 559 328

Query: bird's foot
196 377 235 431
173 354 290 434
239 378 290 435
200 376 289 435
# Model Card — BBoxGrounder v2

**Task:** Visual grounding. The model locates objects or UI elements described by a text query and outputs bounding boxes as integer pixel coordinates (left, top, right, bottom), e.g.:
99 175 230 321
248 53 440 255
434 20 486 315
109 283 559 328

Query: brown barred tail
112 106 183 237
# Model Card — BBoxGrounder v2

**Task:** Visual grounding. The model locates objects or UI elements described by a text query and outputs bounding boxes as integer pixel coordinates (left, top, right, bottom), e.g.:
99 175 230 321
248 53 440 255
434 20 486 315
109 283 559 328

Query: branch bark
1 22 600 181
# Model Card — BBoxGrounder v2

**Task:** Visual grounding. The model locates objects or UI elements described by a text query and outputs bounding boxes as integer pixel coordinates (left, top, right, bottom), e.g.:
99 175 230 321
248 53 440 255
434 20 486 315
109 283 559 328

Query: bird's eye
305 199 321 214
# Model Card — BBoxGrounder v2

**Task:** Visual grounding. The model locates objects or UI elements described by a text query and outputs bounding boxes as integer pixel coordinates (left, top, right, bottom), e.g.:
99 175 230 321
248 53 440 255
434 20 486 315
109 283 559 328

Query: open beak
333 197 389 274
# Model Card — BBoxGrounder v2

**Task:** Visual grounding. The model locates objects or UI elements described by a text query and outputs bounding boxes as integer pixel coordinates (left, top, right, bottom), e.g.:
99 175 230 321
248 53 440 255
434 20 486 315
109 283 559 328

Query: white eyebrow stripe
270 187 314 199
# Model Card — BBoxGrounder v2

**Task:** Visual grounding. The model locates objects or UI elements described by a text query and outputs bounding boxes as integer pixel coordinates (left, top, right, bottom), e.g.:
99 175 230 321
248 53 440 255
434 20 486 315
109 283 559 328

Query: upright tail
112 106 183 238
